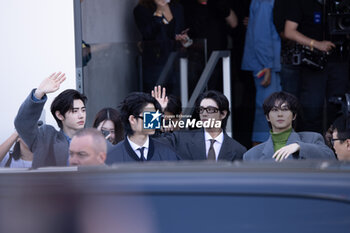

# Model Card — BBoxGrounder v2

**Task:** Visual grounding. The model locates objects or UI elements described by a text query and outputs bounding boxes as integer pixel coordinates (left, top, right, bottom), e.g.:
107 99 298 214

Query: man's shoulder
243 142 267 160
223 132 247 152
295 131 324 141
109 140 125 154
151 138 179 160
106 140 126 164
152 137 177 152
38 124 64 138
176 128 202 136
171 129 203 142
40 124 59 132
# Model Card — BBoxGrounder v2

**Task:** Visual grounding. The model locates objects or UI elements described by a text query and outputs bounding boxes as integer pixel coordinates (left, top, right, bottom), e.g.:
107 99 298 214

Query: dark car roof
1 161 350 233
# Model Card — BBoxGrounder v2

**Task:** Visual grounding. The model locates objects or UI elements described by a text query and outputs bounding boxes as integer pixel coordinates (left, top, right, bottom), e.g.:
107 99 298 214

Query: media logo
143 110 162 129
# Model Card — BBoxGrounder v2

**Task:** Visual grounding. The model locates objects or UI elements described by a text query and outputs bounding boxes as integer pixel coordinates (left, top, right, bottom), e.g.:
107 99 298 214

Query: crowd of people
133 0 349 148
0 70 346 168
1 0 349 168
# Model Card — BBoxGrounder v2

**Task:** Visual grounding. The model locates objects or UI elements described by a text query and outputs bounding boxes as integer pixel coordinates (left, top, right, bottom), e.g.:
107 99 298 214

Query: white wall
0 0 76 143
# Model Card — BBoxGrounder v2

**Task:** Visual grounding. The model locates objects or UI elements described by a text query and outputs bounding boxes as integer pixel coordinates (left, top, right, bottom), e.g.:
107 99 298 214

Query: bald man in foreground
69 128 107 166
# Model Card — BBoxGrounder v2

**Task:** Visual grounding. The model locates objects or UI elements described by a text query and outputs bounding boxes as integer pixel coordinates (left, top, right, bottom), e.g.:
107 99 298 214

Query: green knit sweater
271 128 292 152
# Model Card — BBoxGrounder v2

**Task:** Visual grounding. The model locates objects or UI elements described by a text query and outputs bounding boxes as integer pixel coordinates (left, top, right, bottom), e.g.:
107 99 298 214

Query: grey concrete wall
80 0 142 127
81 0 140 44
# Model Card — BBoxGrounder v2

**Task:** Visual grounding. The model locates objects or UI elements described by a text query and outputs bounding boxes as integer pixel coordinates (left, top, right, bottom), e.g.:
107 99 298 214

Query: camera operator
277 0 349 133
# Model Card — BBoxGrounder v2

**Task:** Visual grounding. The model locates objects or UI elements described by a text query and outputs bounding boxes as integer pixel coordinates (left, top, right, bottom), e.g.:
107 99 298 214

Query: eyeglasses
330 138 345 146
134 115 144 120
198 107 219 114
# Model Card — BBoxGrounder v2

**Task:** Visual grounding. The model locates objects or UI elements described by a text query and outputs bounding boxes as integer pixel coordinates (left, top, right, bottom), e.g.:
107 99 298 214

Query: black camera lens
338 16 350 29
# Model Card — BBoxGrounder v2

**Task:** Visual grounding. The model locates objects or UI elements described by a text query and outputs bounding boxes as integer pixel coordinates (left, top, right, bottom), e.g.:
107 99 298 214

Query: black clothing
286 0 324 40
275 0 349 133
134 3 185 42
183 0 230 53
133 2 185 94
106 137 180 164
273 0 287 34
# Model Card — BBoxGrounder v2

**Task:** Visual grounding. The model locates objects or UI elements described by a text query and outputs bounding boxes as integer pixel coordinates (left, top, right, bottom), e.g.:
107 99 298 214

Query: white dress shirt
127 136 150 160
204 130 224 160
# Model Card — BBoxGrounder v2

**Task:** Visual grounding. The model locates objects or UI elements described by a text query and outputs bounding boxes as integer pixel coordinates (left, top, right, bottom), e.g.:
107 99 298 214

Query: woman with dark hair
93 108 124 145
134 0 189 94
0 131 33 168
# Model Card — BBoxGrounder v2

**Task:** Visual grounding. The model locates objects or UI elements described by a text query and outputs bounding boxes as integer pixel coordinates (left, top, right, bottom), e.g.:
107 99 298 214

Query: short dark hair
164 94 182 116
194 90 230 130
119 92 161 136
50 89 87 129
263 91 300 128
93 107 124 144
332 115 350 143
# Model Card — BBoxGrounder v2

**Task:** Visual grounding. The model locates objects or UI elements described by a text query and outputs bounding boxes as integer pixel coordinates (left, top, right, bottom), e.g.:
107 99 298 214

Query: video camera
328 0 350 35
291 44 328 70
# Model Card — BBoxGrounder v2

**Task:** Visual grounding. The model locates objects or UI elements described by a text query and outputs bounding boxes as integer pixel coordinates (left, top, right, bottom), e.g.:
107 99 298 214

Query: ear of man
98 152 107 164
129 115 137 125
346 139 350 151
55 110 65 121
220 110 228 120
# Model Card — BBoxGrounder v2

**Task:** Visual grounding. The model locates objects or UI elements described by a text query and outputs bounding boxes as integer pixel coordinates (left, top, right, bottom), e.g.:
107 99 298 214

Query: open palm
35 72 66 99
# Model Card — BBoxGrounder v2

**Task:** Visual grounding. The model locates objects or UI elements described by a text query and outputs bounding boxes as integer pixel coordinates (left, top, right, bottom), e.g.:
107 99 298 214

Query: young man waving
15 72 87 167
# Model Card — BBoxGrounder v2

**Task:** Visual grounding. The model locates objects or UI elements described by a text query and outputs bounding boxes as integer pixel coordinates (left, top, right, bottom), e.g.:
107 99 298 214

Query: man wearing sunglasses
330 115 350 161
106 92 179 164
243 91 335 161
152 86 246 161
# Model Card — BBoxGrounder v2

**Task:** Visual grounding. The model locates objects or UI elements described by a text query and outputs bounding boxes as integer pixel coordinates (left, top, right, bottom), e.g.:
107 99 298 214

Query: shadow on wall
81 0 142 126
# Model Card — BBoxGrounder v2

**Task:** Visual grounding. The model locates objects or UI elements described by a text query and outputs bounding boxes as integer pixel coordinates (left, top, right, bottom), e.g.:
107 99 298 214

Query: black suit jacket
157 129 247 161
106 137 180 164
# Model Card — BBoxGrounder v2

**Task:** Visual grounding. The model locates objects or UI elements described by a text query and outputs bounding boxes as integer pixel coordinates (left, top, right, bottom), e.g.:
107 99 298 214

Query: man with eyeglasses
244 91 335 161
152 86 246 161
106 92 179 164
329 115 350 161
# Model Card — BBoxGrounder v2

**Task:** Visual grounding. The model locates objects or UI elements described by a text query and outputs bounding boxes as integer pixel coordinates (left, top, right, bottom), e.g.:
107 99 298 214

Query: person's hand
314 40 335 53
34 72 66 99
260 68 271 87
272 143 300 162
175 33 188 42
151 85 168 111
175 28 192 47
243 17 249 27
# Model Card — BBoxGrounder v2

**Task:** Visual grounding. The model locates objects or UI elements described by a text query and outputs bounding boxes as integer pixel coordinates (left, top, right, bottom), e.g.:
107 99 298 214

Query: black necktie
138 147 146 161
208 139 216 160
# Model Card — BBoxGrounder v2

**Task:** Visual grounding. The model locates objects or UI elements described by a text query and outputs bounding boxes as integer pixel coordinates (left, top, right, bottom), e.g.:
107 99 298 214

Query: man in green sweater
243 92 335 161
